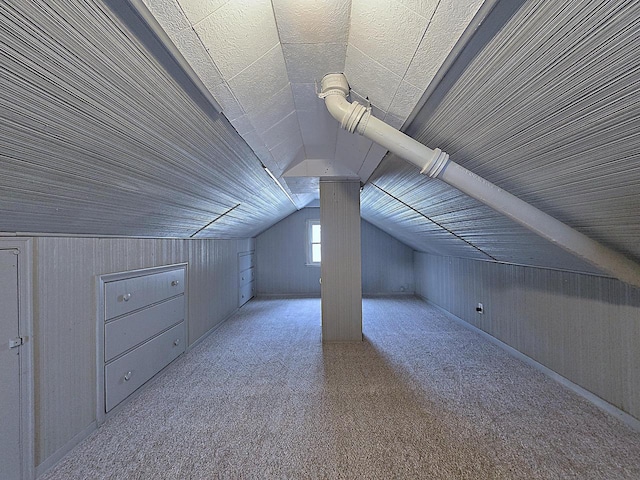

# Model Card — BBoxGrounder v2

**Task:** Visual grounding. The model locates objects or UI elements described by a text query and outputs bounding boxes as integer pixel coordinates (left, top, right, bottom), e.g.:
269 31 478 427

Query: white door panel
0 249 21 480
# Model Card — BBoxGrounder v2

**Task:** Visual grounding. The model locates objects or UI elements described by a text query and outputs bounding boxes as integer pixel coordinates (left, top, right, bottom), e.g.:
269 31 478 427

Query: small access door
0 249 22 480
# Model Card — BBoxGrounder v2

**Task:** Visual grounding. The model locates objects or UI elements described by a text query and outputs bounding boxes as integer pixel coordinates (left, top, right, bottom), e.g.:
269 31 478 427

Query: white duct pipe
319 73 640 289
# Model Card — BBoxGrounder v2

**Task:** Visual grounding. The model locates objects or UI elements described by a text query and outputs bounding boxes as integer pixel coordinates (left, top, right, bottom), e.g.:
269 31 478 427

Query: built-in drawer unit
97 264 187 422
105 322 185 412
104 296 184 362
105 269 184 319
238 251 255 307
239 280 255 306
239 267 255 286
238 251 255 272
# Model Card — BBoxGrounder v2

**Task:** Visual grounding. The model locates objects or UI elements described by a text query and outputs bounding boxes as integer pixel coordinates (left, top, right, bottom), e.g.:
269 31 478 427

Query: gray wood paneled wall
255 208 414 296
321 180 362 342
415 252 640 421
255 208 322 296
33 236 252 470
361 219 414 294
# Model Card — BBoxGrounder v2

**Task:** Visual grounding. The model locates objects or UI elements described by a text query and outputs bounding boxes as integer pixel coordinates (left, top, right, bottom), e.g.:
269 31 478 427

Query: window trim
306 219 321 266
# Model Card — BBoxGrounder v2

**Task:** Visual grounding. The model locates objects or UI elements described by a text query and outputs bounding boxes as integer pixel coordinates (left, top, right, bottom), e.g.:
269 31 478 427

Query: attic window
306 220 321 266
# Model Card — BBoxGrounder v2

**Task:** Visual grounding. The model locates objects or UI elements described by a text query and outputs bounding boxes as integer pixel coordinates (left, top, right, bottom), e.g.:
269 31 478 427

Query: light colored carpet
41 296 640 479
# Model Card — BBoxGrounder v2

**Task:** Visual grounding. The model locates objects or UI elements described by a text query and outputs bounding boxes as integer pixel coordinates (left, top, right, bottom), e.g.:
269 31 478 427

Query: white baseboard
36 421 97 478
187 308 239 351
419 295 640 433
255 293 320 299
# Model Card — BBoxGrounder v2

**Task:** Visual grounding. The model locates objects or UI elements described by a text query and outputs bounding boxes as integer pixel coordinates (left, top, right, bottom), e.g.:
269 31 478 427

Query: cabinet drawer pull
124 371 132 381
171 280 179 286
173 338 180 346
122 293 131 302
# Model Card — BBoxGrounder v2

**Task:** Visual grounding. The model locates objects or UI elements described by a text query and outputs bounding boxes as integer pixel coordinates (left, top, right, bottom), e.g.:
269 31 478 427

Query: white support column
320 179 363 342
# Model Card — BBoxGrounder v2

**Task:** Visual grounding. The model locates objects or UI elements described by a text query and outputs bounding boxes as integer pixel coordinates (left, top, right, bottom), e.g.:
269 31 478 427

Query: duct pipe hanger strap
319 73 640 289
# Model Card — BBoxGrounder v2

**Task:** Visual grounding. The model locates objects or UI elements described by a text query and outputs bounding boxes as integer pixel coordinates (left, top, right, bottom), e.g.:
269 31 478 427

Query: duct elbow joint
319 73 369 134
324 95 368 134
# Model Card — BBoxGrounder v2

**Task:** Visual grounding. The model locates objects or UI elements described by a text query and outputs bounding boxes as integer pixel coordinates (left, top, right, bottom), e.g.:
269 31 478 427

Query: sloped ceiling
0 0 295 238
142 0 485 201
0 0 484 238
362 0 640 275
1 0 638 281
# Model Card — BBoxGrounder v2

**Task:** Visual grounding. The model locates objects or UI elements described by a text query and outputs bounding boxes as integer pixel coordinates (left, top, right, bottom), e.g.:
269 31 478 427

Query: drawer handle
124 371 132 381
171 280 179 287
122 293 131 302
173 339 180 346
241 276 245 281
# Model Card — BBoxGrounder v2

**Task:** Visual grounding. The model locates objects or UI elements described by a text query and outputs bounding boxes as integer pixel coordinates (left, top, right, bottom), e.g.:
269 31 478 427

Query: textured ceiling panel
282 43 346 84
396 0 439 18
178 0 228 26
358 143 390 183
344 44 401 112
291 83 320 110
269 135 305 175
283 177 320 195
349 0 430 76
261 112 301 151
334 128 373 174
385 80 423 127
246 84 296 134
406 0 640 264
141 0 190 36
226 44 290 115
193 0 279 80
0 0 294 237
404 0 485 91
271 0 351 44
171 28 224 91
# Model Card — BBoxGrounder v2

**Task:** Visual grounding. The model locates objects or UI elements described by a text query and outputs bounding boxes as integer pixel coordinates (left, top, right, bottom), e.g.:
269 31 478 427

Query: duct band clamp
341 101 369 134
421 148 450 178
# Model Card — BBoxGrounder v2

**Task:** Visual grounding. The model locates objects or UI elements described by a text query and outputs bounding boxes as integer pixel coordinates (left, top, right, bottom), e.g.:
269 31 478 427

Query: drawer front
105 322 185 412
105 268 185 320
239 266 255 287
104 296 185 362
239 280 255 307
238 252 254 272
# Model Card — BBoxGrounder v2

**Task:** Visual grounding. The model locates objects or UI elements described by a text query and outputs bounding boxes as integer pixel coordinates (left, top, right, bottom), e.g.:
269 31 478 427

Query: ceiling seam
268 0 309 163
382 0 443 126
370 182 497 261
172 1 222 79
190 203 241 238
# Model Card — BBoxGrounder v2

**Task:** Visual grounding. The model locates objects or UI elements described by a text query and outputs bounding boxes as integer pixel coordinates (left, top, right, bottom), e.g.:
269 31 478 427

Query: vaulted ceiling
142 0 485 202
1 0 639 280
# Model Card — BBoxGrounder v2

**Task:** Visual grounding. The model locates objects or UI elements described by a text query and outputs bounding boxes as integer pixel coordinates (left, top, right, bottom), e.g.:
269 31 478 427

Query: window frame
306 219 321 266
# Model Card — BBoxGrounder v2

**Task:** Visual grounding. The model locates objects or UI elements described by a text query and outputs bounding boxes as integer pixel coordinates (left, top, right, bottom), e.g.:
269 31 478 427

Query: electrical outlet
476 303 484 314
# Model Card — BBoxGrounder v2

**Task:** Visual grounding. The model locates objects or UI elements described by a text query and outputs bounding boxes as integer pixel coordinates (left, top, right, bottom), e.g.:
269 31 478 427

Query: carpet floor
41 296 640 479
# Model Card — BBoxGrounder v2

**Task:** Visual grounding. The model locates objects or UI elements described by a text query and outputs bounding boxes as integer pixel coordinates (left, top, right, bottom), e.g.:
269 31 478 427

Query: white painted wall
33 236 252 472
255 208 414 296
414 252 640 421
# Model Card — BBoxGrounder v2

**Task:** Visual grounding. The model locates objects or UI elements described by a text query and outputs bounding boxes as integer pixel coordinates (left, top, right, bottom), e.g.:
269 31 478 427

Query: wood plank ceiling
362 0 640 275
0 0 295 238
1 0 638 282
